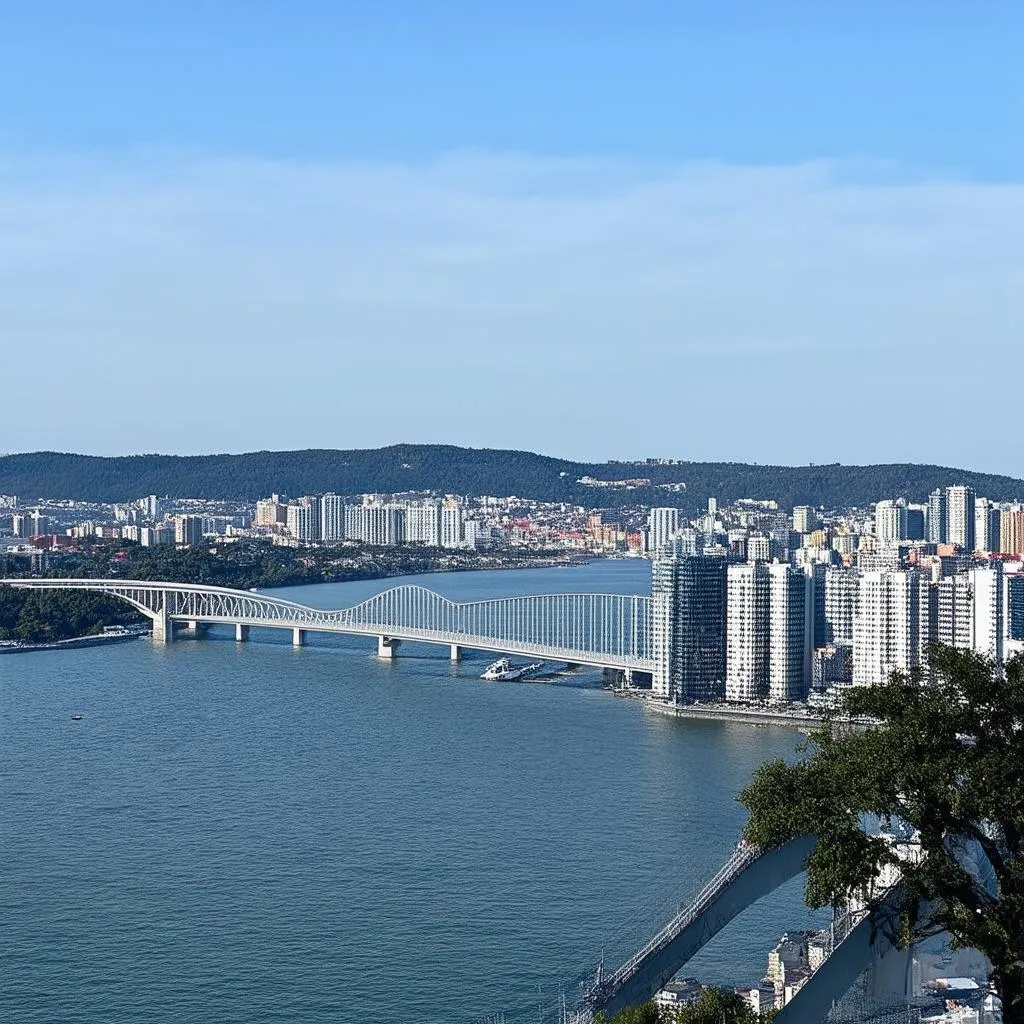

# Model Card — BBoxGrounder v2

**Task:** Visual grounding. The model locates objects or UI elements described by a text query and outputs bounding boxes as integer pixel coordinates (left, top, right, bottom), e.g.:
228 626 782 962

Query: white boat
481 658 515 680
480 658 543 681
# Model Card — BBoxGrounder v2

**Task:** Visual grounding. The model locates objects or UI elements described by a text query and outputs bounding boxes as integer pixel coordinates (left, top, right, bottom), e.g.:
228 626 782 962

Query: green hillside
3 446 1024 512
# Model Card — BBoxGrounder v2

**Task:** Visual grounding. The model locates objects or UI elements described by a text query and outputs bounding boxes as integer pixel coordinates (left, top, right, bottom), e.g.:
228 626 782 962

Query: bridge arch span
0 578 655 671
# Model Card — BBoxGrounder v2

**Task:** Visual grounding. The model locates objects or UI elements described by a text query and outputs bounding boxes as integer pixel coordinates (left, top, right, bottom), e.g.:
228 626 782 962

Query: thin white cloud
1 151 1021 470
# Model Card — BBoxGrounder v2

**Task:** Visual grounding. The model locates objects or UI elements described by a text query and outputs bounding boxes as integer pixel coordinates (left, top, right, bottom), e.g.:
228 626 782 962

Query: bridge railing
599 842 762 993
2 579 655 667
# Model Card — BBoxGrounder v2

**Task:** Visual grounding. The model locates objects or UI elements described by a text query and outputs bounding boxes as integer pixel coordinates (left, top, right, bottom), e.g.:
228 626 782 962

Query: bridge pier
184 620 209 638
235 624 249 642
377 636 401 659
151 609 173 645
450 644 461 662
292 628 306 647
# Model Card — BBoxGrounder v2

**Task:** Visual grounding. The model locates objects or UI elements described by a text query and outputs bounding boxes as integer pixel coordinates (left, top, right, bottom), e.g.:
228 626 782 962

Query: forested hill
3 446 1024 512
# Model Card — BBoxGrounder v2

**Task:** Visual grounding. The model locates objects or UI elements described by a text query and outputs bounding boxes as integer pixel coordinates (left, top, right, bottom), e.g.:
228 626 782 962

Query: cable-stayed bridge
0 578 655 672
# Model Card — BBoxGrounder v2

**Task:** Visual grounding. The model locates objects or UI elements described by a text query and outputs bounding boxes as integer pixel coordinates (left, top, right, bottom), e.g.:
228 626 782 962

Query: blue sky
2 3 1022 472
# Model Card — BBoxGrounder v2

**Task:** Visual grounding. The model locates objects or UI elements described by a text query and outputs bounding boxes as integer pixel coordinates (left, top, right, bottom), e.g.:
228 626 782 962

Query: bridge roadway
585 836 818 1019
0 578 656 673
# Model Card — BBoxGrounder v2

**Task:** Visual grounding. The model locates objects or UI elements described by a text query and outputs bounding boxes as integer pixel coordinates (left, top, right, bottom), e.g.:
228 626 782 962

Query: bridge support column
235 624 249 642
377 636 401 659
151 610 173 645
292 628 306 647
185 620 208 638
450 644 461 662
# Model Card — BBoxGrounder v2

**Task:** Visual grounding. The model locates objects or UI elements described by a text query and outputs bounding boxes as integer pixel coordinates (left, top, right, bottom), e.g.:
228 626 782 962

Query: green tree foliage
601 990 771 1024
671 989 765 1024
600 1002 663 1024
739 646 1024 1022
4 445 1024 511
0 586 142 642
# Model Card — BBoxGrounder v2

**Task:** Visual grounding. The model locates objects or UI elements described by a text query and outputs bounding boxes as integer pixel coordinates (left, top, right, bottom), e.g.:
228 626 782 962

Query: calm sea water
1 560 821 1024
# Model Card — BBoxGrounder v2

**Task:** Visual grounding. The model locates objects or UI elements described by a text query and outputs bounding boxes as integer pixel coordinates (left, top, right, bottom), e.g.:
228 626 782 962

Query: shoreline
641 698 826 729
0 629 149 655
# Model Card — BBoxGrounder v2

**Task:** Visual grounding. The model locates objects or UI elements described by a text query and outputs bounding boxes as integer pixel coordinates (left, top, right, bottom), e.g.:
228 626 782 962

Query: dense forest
4 445 1024 511
0 587 143 643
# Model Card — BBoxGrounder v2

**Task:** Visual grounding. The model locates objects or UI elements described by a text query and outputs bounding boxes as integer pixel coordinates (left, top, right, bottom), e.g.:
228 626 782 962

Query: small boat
70 714 84 721
481 658 516 680
480 658 544 681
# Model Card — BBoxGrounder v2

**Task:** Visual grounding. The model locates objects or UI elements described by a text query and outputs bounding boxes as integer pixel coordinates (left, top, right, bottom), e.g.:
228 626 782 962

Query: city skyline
3 6 1023 470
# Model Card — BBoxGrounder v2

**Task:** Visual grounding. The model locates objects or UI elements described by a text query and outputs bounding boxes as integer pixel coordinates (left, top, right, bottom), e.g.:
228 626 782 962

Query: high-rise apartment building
792 506 817 535
286 497 321 544
969 564 1003 664
1005 573 1024 642
319 494 347 542
999 509 1024 557
174 515 205 547
823 567 859 645
937 565 1003 664
927 488 947 544
747 534 771 563
651 555 727 702
441 502 464 549
725 563 770 702
946 485 976 551
345 504 405 546
725 563 812 703
936 573 972 652
463 519 487 550
973 498 1000 554
806 561 828 651
647 508 680 556
905 506 926 541
874 500 908 547
255 495 289 529
853 569 931 686
406 501 442 546
140 495 162 522
768 564 813 702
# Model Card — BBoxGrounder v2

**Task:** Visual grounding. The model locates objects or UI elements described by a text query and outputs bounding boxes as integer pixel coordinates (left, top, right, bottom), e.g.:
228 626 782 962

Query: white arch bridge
1 578 656 672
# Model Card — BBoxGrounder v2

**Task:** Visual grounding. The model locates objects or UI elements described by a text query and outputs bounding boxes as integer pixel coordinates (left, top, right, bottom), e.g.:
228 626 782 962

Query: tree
599 990 768 1024
739 645 1024 1022
600 1003 662 1024
672 989 762 1024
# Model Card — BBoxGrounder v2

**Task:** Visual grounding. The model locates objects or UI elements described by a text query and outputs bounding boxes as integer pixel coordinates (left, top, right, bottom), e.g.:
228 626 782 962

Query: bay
0 560 821 1024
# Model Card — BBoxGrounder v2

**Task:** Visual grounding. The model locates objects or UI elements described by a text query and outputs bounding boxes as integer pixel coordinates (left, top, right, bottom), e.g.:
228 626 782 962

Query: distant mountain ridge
3 446 1024 512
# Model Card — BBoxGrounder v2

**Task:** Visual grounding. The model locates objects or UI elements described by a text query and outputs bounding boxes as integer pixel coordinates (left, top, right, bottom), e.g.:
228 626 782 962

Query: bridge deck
587 836 817 1018
1 578 656 672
